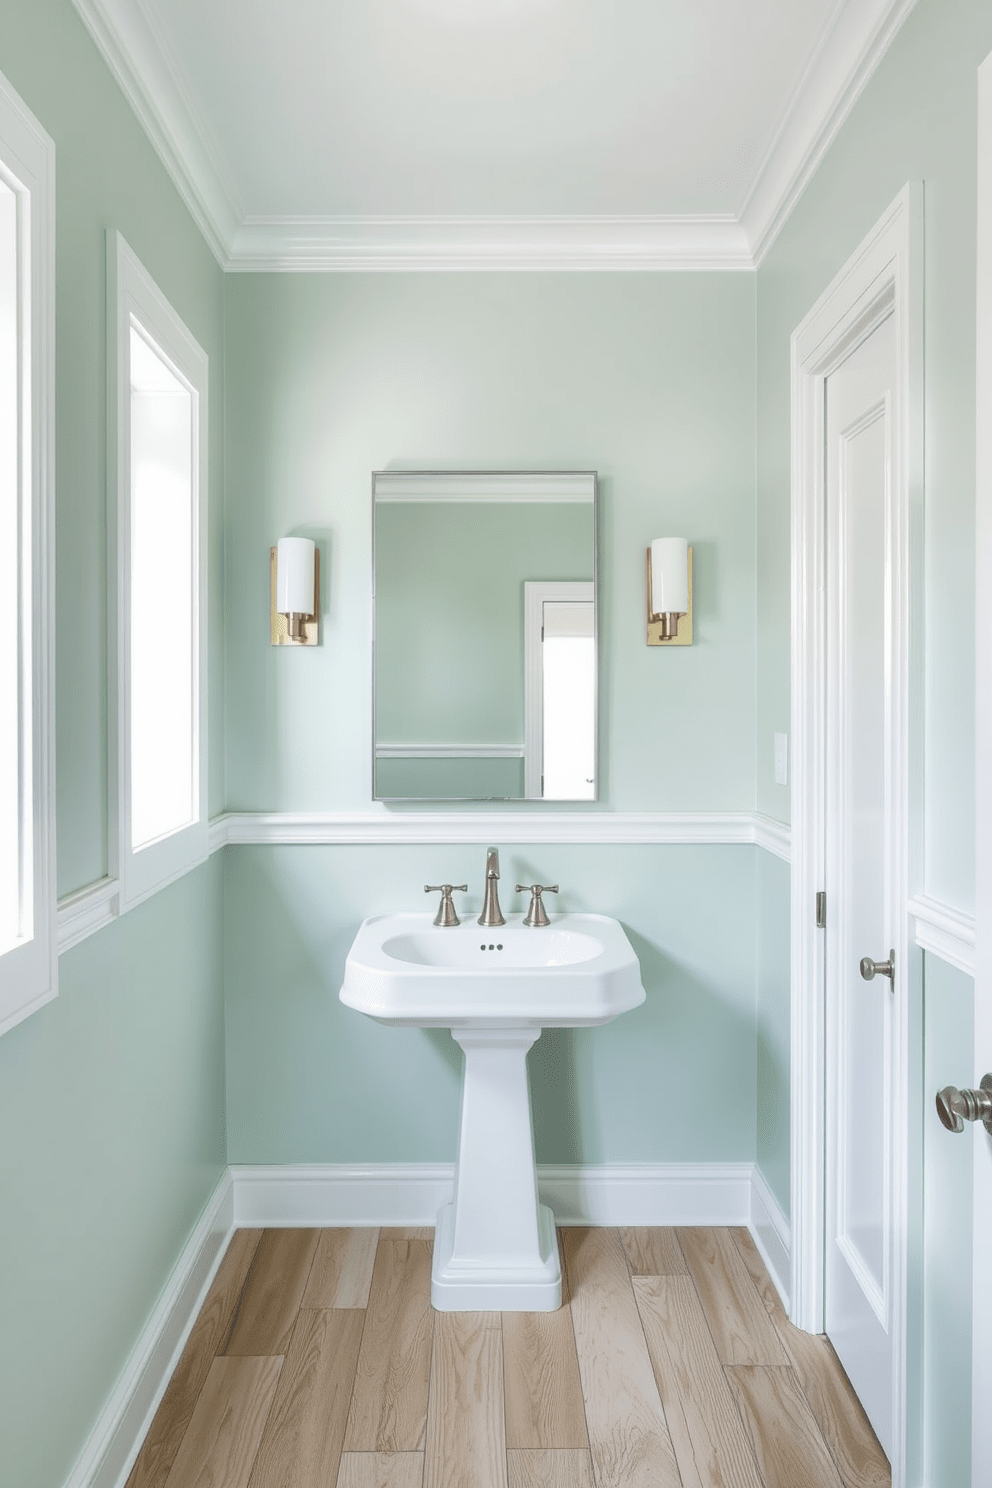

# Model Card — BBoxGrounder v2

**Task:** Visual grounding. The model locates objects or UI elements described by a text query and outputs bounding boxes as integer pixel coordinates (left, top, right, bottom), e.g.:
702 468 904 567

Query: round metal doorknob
860 951 895 981
935 1075 992 1136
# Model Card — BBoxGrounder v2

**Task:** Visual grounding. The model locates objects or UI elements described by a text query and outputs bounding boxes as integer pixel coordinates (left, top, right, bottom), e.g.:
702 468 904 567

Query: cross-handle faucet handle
425 883 468 927
515 883 559 928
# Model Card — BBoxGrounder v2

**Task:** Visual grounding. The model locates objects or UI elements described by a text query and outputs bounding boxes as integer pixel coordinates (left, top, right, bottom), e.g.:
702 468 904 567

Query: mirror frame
371 470 599 803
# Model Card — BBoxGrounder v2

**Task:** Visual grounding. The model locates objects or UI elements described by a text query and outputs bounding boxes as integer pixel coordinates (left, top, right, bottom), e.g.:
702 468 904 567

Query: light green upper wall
224 272 756 813
0 0 226 895
756 0 992 912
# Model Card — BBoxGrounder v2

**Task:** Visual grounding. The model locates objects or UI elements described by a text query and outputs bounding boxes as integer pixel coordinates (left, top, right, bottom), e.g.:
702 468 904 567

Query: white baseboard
232 1163 456 1227
231 1160 758 1229
749 1165 792 1313
67 1160 793 1488
63 1169 234 1488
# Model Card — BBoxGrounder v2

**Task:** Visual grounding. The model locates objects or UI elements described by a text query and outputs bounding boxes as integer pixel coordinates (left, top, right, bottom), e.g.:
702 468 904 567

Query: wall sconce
270 537 319 646
646 538 692 646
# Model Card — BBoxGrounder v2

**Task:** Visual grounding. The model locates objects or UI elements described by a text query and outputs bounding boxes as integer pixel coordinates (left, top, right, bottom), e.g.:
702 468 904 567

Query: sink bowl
340 908 645 1311
340 912 645 1027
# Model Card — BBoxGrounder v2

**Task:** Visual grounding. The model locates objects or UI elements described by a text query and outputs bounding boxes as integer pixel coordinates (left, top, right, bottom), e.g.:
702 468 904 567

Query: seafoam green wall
755 850 790 1215
225 844 757 1166
224 272 756 814
0 4 227 1485
222 270 759 1165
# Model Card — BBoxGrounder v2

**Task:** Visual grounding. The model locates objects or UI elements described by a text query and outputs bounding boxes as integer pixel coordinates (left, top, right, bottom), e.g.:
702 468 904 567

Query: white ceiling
73 0 917 268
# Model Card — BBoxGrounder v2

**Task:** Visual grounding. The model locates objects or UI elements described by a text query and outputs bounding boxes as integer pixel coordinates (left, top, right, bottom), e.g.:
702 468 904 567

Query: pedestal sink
340 912 645 1310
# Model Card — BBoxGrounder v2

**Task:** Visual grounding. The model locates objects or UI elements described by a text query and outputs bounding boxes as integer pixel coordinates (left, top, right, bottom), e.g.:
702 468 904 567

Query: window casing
108 233 208 909
0 70 56 1037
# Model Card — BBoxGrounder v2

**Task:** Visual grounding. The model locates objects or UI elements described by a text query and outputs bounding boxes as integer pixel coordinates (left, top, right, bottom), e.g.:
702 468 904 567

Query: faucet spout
478 847 505 927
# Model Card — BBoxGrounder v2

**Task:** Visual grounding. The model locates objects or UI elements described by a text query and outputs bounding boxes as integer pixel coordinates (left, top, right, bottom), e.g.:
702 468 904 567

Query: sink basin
341 912 645 1027
340 909 645 1312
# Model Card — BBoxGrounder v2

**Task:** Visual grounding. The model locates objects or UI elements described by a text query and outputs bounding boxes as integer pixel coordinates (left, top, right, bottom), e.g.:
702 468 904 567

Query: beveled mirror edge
371 469 599 805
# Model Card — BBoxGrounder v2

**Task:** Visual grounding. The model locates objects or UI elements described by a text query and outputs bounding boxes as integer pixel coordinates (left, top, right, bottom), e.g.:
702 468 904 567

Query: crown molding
73 0 916 272
69 0 240 266
225 215 753 273
742 0 921 265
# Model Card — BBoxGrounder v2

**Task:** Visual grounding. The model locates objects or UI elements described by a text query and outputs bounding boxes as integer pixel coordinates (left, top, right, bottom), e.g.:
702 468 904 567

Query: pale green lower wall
0 862 226 1488
755 849 790 1216
224 843 758 1165
922 954 974 1488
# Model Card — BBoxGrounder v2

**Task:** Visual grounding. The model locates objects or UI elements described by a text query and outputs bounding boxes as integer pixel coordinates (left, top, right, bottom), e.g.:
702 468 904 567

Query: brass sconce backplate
646 545 692 646
270 546 320 646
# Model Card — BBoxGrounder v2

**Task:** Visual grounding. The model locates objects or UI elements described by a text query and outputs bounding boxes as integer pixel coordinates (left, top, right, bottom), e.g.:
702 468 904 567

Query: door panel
824 311 896 1459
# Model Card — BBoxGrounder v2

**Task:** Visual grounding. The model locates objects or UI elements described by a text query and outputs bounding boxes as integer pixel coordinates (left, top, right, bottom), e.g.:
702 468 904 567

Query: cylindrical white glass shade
276 537 315 616
650 537 688 615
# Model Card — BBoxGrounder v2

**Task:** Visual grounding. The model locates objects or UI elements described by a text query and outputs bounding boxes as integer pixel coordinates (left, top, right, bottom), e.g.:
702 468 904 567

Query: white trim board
231 1161 758 1229
61 1170 234 1488
909 894 976 978
212 810 779 849
69 0 916 271
58 812 795 956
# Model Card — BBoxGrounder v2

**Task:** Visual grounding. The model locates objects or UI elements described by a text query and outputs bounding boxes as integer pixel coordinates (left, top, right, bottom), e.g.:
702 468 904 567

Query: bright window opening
129 325 195 850
542 601 595 801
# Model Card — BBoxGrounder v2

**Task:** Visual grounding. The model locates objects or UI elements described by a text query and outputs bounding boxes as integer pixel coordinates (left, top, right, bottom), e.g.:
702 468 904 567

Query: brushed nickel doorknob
935 1075 992 1136
860 950 895 981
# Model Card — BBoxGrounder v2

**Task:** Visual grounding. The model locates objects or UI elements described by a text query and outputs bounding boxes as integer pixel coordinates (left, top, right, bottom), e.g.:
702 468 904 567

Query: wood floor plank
726 1365 845 1488
423 1312 506 1488
677 1227 789 1366
222 1228 320 1357
729 1229 890 1486
633 1275 763 1488
337 1454 425 1488
344 1240 435 1452
729 1228 789 1324
562 1228 681 1488
247 1307 365 1488
381 1228 434 1241
770 1328 890 1488
302 1228 380 1309
163 1355 282 1488
619 1228 687 1277
127 1229 262 1488
502 1304 588 1449
506 1449 595 1488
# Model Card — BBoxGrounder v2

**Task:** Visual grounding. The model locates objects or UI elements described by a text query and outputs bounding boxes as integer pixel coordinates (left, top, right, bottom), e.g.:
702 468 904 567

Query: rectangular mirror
373 471 598 801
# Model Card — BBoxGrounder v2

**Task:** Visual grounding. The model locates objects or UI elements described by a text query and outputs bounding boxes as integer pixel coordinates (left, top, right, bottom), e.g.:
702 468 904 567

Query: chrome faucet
478 847 505 927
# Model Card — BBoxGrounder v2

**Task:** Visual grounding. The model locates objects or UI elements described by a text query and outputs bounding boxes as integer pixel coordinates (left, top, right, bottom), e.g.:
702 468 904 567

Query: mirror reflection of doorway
524 581 595 800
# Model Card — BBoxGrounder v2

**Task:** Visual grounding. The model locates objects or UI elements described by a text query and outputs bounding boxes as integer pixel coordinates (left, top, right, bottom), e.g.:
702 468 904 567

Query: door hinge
816 891 827 929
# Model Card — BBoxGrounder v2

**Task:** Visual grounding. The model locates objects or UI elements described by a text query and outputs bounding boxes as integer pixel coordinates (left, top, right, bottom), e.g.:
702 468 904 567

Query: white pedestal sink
340 912 645 1311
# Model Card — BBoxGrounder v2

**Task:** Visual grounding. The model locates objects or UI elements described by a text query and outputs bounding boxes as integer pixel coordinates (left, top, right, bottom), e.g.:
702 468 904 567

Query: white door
823 309 898 1460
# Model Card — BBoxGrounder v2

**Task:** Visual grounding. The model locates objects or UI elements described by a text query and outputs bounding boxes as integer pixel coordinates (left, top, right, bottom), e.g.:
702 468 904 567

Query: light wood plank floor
127 1225 889 1488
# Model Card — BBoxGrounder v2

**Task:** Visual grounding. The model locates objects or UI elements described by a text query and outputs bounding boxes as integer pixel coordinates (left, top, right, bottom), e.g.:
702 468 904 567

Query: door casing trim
790 182 923 1488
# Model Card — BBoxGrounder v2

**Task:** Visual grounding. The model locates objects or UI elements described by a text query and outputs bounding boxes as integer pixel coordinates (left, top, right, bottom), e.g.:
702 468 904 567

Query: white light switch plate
774 733 788 787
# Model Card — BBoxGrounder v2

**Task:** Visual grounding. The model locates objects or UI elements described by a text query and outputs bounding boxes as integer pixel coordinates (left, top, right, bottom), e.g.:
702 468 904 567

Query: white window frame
107 232 208 910
523 580 596 799
0 70 56 1038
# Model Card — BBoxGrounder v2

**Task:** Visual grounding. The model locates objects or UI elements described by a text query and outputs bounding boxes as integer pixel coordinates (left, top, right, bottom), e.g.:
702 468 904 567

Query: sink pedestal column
432 1025 561 1311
